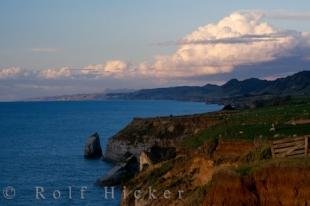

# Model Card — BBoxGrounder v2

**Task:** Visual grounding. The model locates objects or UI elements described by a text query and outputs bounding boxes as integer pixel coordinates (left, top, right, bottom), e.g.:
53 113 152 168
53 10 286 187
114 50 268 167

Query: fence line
271 136 309 158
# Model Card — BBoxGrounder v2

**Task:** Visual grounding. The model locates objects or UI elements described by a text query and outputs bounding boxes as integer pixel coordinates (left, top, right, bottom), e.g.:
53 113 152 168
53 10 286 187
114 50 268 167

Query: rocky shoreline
83 112 221 187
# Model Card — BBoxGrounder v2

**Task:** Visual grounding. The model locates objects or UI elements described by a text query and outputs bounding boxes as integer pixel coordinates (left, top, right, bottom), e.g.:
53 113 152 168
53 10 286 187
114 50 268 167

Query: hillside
106 71 310 103
27 89 134 101
29 71 310 103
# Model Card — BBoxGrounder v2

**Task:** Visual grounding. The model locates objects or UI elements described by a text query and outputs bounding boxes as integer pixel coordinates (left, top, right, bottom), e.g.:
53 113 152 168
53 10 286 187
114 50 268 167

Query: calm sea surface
0 100 221 205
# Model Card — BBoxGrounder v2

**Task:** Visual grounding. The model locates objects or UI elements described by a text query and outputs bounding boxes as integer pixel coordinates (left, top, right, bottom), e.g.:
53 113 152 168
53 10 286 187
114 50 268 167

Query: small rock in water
84 132 103 159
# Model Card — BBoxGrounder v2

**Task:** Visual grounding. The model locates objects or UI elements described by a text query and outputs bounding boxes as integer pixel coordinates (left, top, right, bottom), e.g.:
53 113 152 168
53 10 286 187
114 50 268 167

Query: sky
1 0 310 100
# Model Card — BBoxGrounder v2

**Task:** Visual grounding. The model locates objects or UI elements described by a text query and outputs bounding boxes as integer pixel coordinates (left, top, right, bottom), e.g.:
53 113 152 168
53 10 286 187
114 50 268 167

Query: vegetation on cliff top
184 98 310 148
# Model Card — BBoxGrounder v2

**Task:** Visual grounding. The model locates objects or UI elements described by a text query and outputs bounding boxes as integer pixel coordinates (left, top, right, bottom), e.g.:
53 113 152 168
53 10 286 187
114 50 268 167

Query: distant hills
29 92 107 101
32 71 310 104
28 89 134 101
106 71 310 103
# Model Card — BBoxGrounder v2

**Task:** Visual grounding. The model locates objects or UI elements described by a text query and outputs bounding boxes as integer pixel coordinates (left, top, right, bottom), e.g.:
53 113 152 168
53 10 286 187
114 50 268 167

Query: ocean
0 100 221 205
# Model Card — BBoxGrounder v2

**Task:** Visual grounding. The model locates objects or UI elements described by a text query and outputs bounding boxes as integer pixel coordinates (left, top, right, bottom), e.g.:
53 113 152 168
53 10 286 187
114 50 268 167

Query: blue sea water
0 100 221 206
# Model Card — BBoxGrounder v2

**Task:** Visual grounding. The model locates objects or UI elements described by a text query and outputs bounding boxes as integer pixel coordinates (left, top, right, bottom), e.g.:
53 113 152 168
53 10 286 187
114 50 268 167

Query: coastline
99 99 310 206
1 100 215 206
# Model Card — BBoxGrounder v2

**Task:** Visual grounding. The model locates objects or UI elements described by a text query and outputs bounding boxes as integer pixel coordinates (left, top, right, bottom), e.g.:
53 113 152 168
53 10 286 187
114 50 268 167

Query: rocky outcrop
84 132 103 159
138 146 177 171
97 154 139 186
104 139 151 162
139 151 152 171
100 145 177 186
104 114 220 162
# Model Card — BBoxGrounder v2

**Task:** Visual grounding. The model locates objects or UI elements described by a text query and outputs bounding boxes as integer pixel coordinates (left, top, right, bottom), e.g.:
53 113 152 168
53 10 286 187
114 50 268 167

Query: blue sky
1 0 310 100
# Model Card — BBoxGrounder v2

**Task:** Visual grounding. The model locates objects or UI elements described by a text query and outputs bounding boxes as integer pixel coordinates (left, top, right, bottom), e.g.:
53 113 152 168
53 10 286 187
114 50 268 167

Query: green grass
140 160 174 188
184 101 310 148
241 144 272 163
235 165 253 176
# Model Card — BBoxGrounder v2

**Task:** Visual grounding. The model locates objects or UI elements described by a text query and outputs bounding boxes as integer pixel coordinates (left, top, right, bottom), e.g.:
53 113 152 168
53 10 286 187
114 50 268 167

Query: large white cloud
147 11 309 78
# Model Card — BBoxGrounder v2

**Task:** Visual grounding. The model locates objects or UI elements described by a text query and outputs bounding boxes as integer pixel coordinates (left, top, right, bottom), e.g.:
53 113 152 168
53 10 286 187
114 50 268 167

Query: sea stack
84 132 103 159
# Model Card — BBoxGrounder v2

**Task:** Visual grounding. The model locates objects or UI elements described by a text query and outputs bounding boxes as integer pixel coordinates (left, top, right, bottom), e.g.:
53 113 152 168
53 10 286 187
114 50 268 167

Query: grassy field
185 99 310 148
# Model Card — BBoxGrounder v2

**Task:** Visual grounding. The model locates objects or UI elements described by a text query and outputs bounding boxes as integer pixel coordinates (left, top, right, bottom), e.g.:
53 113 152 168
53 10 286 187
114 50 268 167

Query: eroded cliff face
104 114 220 162
120 140 257 206
204 165 310 206
120 138 310 206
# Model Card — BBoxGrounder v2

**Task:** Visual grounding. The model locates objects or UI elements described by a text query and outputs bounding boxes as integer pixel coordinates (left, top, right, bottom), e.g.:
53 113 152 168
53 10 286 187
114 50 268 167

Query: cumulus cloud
81 60 130 78
38 67 72 79
157 33 288 46
147 11 309 78
180 33 290 45
0 67 25 79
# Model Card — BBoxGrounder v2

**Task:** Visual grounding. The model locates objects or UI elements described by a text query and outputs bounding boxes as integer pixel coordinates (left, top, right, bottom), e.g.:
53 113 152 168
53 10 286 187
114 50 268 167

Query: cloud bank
1 11 310 82
81 60 130 78
38 67 72 79
0 67 24 79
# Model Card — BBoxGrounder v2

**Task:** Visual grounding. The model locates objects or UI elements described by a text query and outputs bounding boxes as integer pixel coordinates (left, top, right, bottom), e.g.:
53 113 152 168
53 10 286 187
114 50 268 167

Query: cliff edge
104 113 220 162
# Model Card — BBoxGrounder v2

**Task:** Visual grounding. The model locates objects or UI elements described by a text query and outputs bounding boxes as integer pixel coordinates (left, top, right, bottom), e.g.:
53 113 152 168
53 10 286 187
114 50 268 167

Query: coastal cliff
104 114 220 162
102 99 310 205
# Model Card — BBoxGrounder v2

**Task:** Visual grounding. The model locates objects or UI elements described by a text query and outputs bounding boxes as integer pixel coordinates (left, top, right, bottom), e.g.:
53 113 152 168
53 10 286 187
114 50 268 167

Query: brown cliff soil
121 140 257 206
204 170 258 206
212 140 256 163
204 158 310 206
